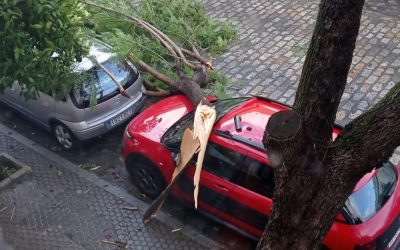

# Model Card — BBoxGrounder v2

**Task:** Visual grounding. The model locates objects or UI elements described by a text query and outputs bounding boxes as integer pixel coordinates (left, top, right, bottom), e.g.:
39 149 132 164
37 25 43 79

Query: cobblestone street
204 0 400 163
0 124 215 250
0 0 399 249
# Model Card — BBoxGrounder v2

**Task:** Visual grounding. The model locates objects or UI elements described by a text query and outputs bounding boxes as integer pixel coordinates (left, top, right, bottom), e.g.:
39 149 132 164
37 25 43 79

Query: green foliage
209 70 231 99
0 164 17 179
0 0 89 99
292 42 308 57
87 0 236 95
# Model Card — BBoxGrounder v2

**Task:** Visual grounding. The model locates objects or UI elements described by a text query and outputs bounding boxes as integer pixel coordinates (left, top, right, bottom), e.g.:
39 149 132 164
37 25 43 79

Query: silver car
0 43 145 150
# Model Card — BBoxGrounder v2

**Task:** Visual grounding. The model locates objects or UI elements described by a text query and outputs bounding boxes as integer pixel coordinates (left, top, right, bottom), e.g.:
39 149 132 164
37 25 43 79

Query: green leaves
0 0 89 99
87 0 237 94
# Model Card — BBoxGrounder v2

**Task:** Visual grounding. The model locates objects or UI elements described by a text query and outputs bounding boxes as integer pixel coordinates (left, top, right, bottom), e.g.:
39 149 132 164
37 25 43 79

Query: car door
233 152 275 237
17 91 56 129
176 140 243 220
0 82 24 111
175 137 269 236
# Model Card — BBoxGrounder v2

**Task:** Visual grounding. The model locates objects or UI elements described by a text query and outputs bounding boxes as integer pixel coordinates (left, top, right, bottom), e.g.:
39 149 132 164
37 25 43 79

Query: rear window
70 60 138 109
343 163 397 224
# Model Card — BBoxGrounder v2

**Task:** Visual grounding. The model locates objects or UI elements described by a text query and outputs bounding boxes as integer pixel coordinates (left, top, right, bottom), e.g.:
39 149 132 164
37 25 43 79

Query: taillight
354 241 377 250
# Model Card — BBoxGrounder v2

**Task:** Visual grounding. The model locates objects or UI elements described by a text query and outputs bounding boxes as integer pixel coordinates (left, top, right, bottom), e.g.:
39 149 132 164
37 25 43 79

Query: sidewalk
0 123 219 250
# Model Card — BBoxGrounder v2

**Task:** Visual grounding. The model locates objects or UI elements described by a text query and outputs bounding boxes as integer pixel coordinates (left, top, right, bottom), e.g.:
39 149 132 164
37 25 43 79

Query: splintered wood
172 129 200 180
142 102 216 224
143 128 199 224
192 102 216 208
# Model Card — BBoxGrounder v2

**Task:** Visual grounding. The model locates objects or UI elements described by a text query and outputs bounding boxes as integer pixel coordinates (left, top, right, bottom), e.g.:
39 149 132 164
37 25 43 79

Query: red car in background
122 95 400 250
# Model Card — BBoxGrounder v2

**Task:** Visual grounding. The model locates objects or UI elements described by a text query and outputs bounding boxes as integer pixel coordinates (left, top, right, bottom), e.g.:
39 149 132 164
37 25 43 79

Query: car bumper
63 93 146 141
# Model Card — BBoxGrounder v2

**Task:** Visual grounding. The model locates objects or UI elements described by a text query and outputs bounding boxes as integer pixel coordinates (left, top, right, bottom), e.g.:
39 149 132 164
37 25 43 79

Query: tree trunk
258 0 367 249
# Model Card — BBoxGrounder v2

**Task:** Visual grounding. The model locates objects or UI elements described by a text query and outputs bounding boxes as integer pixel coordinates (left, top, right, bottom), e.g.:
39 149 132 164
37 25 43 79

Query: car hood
127 95 194 142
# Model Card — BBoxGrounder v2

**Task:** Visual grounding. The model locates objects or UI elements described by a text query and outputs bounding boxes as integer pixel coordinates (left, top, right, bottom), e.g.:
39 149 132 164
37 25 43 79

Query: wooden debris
101 240 128 249
171 228 182 233
121 206 138 211
0 207 7 213
90 165 101 171
143 128 200 224
192 101 217 208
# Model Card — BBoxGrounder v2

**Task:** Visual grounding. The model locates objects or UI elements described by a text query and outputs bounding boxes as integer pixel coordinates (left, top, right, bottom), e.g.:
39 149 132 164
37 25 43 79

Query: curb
0 153 31 192
0 123 223 249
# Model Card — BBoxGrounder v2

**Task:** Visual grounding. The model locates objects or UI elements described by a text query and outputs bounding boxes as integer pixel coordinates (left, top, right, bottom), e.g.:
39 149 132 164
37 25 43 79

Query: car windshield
343 162 397 224
70 60 138 108
161 97 250 148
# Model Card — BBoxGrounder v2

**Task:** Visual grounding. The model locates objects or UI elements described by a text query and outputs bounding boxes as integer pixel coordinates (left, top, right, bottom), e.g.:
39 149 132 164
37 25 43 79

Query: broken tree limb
142 79 172 97
182 48 213 69
137 60 178 88
143 90 171 97
95 60 130 98
85 1 196 69
143 128 200 224
142 79 156 90
192 102 217 208
172 129 201 180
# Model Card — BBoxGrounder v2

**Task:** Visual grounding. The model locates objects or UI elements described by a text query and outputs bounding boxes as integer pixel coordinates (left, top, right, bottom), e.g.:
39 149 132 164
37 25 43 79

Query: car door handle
214 184 229 192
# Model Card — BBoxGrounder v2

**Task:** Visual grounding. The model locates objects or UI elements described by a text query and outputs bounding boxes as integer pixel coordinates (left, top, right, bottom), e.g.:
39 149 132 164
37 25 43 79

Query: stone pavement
204 0 400 164
0 123 219 250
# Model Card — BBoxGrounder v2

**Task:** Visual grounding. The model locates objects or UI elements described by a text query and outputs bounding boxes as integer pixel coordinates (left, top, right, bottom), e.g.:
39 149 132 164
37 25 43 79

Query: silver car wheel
55 125 73 149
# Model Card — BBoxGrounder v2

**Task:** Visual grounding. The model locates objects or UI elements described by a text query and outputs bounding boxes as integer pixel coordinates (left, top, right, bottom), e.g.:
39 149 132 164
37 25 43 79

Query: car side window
203 143 247 185
243 157 275 198
203 142 275 198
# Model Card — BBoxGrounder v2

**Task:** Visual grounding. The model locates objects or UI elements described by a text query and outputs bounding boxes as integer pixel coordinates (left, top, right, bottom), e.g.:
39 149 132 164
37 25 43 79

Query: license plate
106 108 133 129
388 227 400 249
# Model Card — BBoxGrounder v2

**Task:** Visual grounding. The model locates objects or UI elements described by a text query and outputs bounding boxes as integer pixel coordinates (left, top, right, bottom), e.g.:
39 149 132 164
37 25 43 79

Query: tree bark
328 81 400 181
258 0 367 249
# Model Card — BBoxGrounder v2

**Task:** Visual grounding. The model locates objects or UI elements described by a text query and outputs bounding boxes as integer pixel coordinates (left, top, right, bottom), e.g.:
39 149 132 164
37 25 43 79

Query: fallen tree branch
142 79 156 90
85 1 195 69
95 59 130 98
143 90 171 97
182 48 213 69
137 60 178 88
142 79 172 96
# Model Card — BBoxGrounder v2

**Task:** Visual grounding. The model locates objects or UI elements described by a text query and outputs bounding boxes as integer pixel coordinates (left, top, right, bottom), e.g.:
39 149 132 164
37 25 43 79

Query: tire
52 123 80 151
126 157 167 199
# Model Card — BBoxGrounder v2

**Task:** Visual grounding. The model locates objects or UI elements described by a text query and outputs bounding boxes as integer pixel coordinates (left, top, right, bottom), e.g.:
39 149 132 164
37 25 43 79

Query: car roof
215 96 342 146
215 96 341 150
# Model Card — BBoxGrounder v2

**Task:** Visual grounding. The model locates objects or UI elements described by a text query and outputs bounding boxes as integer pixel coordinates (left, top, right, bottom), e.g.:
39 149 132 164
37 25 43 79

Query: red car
122 95 400 250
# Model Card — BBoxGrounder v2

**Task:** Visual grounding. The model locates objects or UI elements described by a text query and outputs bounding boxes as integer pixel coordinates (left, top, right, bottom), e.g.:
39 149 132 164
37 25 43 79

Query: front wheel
52 123 80 151
127 159 167 199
